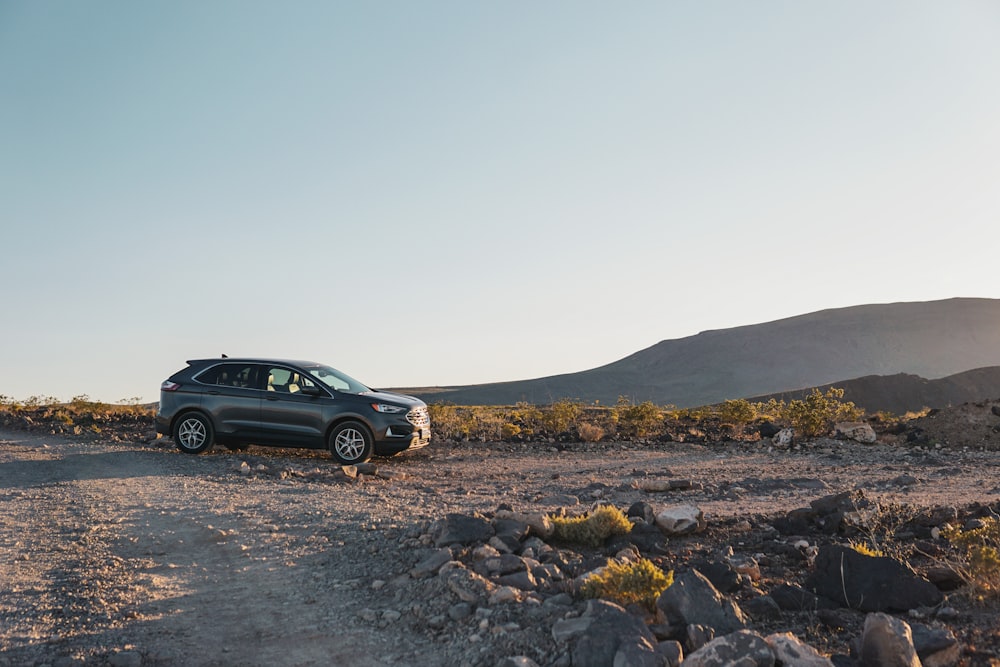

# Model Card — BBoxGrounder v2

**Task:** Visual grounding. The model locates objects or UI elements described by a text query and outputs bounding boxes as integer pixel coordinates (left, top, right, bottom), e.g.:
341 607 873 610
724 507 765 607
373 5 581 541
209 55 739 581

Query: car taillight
161 381 181 392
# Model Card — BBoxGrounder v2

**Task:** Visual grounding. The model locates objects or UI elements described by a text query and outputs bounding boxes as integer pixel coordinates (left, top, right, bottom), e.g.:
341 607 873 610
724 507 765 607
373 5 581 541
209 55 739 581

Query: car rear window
195 363 257 388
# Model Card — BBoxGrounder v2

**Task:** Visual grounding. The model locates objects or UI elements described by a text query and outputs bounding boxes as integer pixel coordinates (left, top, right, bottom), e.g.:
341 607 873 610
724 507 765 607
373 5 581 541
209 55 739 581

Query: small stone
473 544 501 560
448 602 473 620
490 586 522 605
411 548 453 578
108 652 143 667
497 658 540 667
552 617 593 643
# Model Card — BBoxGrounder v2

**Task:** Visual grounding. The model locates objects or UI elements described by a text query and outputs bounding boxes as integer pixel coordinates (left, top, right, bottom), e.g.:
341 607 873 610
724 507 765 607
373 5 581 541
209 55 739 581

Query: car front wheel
173 412 214 454
328 421 373 464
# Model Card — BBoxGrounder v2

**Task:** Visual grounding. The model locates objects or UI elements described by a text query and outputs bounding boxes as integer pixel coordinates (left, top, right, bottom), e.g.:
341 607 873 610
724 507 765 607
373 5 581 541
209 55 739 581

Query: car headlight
371 403 406 414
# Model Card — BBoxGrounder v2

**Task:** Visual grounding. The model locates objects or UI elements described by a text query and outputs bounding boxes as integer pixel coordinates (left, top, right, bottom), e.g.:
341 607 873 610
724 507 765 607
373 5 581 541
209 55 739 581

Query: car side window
266 367 320 394
197 363 258 389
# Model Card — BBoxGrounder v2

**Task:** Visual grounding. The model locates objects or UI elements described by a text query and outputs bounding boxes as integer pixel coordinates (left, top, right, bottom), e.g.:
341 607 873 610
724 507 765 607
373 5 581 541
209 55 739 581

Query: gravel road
2 428 999 666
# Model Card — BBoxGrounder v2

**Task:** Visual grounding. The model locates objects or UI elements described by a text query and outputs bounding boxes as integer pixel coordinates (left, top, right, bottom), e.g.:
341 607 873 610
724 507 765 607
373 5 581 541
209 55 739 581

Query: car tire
173 412 214 454
328 421 374 465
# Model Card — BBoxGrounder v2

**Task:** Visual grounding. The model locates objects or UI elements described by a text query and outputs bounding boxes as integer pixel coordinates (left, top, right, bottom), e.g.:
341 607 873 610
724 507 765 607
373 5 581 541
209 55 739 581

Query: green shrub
551 505 632 547
541 400 582 435
716 399 757 426
780 388 864 437
614 397 662 438
581 557 674 611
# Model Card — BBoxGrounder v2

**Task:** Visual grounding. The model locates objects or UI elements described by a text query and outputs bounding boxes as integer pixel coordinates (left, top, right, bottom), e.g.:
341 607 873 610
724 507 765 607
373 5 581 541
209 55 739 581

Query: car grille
406 406 430 429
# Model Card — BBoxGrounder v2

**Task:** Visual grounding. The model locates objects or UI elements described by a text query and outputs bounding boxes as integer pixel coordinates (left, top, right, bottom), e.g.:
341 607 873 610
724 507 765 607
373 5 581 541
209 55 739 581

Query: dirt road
2 428 999 666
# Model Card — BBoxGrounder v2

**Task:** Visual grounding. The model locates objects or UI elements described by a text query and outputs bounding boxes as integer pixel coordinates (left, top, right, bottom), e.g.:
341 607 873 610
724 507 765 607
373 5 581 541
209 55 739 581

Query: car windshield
305 364 372 394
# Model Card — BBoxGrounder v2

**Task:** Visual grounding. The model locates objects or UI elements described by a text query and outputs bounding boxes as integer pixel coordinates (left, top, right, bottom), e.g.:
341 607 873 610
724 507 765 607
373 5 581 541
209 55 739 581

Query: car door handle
265 396 279 401
207 390 220 395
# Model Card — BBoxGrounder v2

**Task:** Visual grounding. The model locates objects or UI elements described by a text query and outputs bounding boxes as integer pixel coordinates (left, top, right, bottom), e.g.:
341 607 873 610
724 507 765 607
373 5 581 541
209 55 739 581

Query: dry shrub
581 558 674 611
942 517 1000 601
550 505 632 547
577 422 605 442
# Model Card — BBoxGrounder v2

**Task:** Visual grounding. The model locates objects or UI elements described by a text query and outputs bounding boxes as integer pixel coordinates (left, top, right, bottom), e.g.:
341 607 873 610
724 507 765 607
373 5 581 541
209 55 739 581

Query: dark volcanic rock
569 600 659 667
434 513 495 547
657 570 748 635
805 545 944 612
770 584 839 612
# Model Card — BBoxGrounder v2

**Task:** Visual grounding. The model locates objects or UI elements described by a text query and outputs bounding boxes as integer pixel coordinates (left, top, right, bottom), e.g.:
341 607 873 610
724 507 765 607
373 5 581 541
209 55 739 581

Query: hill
405 297 1000 407
748 366 1000 415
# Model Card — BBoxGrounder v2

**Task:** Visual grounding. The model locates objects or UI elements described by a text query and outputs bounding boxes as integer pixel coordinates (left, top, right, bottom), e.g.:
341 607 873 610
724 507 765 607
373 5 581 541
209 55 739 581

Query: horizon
3 3 999 402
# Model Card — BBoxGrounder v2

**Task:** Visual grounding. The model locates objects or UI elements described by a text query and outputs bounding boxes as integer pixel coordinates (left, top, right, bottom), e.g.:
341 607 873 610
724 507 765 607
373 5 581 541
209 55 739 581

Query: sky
2 1 999 403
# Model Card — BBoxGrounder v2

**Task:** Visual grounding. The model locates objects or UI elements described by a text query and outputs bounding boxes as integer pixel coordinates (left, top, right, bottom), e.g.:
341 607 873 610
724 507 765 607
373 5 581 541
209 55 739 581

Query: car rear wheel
173 412 214 454
328 421 373 464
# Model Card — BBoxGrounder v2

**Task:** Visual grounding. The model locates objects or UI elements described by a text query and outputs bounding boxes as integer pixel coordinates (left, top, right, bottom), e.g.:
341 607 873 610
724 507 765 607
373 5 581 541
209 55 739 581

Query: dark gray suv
156 358 431 464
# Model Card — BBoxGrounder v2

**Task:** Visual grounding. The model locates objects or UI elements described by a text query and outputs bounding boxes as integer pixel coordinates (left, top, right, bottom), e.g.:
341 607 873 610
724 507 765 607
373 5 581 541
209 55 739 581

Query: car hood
361 390 426 407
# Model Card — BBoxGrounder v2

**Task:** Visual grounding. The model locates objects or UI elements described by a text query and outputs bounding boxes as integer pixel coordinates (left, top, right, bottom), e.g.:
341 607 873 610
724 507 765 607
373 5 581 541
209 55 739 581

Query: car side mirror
299 385 321 396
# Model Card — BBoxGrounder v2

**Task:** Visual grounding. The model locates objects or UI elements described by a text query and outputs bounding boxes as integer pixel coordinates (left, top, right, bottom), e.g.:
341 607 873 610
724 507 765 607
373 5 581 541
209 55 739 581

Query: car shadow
0 450 187 489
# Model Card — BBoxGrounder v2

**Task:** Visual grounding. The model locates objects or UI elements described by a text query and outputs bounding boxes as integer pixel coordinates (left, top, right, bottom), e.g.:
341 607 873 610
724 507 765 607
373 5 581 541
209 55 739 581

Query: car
155 357 431 464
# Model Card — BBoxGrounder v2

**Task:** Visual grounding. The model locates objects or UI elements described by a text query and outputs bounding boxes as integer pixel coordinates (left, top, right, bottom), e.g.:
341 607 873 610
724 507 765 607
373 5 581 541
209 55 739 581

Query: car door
196 363 264 440
258 365 328 447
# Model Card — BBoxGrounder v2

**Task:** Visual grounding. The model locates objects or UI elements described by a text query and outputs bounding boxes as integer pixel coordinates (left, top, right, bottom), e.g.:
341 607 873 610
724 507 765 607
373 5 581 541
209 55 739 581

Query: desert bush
427 404 481 440
550 505 632 547
500 422 522 439
540 400 582 435
576 422 605 442
581 557 674 611
943 517 1000 599
505 402 543 438
716 399 757 426
780 388 864 437
614 397 662 438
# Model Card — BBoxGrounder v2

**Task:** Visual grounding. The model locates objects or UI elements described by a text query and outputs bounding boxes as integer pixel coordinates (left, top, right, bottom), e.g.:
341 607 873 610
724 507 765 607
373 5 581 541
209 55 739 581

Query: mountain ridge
404 297 1000 408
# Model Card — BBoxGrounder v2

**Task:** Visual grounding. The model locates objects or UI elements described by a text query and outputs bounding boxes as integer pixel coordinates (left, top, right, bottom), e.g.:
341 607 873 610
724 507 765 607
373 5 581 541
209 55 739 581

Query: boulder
692 560 742 593
495 509 555 539
682 630 775 667
568 600 659 667
613 641 670 667
552 616 593 643
833 422 877 443
765 632 834 666
654 505 706 535
742 595 781 620
433 513 495 547
410 548 453 578
656 569 747 635
770 583 839 612
656 641 683 667
805 545 943 612
494 518 530 543
859 613 920 667
911 623 962 667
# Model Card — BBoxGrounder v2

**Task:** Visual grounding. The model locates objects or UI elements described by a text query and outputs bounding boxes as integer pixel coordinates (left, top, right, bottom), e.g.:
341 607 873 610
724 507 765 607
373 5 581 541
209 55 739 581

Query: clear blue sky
2 2 999 403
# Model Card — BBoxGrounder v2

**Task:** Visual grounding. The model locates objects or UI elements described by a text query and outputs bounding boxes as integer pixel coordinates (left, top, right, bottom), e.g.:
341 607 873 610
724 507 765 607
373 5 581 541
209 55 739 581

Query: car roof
186 358 324 368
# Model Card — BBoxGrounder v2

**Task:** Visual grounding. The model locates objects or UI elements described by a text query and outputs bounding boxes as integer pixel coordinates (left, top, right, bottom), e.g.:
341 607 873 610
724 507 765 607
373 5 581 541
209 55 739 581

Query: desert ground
1 404 1000 666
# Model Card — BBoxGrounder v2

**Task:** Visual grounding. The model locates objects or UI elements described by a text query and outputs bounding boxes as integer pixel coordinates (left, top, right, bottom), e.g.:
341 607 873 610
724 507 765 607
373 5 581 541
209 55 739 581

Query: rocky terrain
1 401 1000 666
